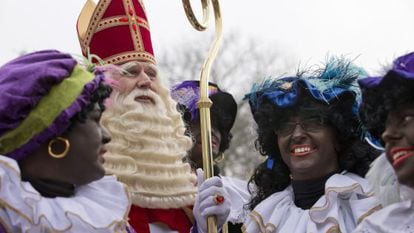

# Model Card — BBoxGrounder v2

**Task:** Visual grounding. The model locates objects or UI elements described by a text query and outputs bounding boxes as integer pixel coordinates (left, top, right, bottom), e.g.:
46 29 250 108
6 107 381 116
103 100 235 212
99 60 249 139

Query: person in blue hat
243 57 380 233
354 52 414 232
0 50 132 232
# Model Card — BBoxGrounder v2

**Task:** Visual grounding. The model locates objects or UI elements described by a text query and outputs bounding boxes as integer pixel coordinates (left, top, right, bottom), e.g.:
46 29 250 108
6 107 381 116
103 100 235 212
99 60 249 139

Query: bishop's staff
181 0 222 233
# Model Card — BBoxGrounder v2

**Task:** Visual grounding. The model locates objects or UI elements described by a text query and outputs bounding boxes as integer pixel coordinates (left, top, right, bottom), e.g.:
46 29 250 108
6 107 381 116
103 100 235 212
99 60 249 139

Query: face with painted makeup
276 115 340 180
382 104 414 188
187 120 222 170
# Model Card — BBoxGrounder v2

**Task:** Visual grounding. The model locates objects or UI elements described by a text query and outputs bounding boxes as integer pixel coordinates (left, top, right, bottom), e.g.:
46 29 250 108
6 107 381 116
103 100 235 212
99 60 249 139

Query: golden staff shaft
181 1 223 233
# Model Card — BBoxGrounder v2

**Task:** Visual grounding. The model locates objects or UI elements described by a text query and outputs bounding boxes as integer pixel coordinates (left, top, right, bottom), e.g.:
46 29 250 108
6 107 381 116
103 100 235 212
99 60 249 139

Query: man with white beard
76 0 231 232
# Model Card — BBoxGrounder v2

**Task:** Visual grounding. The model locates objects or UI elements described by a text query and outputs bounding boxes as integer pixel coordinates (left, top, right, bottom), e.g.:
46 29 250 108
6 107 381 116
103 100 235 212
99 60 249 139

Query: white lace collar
0 155 131 233
243 173 381 233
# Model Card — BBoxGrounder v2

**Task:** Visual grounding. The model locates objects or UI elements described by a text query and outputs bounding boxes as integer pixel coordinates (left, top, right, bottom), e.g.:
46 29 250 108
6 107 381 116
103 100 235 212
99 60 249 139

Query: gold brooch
280 82 293 90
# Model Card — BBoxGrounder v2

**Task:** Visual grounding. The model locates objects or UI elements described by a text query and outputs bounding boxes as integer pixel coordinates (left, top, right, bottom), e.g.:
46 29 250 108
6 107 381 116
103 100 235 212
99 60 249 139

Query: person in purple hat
171 80 250 232
171 81 237 173
354 52 414 232
0 50 132 232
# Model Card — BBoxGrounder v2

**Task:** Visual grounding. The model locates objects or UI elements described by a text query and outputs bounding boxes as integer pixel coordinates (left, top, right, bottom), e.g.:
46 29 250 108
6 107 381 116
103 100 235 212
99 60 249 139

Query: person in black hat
171 80 249 233
354 51 414 232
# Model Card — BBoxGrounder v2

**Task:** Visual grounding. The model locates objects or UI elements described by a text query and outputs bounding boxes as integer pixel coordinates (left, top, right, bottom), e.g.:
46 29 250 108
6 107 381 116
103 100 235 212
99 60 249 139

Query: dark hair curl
211 108 233 153
180 106 233 154
359 72 414 142
69 82 112 127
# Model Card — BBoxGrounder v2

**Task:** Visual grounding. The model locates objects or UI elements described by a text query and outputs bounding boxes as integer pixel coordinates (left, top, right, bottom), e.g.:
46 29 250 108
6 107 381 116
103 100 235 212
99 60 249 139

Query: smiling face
276 115 339 180
382 104 414 188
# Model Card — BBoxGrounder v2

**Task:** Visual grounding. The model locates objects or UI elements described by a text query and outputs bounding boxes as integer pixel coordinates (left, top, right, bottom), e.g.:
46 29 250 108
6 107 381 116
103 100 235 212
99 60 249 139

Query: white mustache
124 88 160 105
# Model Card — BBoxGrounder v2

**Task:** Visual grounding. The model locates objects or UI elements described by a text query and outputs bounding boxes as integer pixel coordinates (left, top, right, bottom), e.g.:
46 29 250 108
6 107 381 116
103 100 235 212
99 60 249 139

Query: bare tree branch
159 31 294 179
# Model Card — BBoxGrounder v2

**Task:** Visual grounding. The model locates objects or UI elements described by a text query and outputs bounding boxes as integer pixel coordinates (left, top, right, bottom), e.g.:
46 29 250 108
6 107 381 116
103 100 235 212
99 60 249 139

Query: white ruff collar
354 186 414 233
0 155 131 233
243 173 381 233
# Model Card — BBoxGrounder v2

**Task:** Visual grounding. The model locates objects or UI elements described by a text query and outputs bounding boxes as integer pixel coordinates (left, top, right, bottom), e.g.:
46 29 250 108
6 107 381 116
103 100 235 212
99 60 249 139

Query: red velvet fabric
129 205 193 233
79 0 155 64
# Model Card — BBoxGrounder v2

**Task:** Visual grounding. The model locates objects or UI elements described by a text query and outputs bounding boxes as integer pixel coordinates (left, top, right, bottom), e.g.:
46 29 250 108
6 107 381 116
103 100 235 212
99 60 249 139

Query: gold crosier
181 0 224 233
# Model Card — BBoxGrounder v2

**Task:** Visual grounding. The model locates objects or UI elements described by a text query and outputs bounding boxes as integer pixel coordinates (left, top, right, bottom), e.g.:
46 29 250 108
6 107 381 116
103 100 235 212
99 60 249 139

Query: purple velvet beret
358 51 414 145
171 80 237 133
0 50 105 160
358 51 414 90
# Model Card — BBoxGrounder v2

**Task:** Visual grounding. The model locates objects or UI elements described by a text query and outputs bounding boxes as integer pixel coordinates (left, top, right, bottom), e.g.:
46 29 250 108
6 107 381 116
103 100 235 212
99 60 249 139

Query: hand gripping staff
181 0 224 233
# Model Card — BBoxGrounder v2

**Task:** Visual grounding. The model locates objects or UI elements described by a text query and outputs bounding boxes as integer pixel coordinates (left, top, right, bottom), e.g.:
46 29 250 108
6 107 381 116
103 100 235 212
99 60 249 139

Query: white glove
193 168 231 233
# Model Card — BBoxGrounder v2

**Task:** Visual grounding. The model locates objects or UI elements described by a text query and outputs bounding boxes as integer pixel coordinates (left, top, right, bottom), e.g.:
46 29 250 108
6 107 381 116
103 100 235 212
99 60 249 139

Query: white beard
101 87 197 209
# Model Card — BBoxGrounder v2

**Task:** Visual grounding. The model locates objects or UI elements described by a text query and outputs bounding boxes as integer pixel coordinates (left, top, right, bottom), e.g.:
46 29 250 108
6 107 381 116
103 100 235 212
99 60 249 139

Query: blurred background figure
171 80 250 232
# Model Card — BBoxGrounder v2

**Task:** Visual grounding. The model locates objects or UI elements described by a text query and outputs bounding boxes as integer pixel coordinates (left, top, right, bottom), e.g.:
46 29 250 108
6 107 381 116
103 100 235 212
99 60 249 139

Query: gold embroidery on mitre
104 51 155 65
122 0 143 52
95 15 149 34
78 0 154 64
77 0 97 42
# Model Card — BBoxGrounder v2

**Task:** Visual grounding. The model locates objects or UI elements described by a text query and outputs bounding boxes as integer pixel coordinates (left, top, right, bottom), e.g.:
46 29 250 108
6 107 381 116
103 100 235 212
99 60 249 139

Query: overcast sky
1 0 414 74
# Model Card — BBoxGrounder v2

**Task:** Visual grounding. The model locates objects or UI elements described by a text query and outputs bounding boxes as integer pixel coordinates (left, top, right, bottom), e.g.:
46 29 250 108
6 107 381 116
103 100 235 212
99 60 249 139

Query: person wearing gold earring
171 80 250 233
48 137 70 159
213 152 225 164
0 50 133 232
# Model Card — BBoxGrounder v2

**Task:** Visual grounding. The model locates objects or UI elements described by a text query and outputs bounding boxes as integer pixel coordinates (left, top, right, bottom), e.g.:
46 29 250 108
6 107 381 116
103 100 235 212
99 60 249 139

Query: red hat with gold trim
77 0 155 65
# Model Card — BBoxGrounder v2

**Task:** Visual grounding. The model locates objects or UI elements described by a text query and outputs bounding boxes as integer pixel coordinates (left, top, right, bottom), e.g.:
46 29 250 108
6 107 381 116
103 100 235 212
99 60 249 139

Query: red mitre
77 0 155 65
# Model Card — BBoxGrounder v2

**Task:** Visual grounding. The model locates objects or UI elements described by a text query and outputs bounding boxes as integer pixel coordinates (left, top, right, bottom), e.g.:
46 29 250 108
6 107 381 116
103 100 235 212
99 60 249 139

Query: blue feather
246 55 370 140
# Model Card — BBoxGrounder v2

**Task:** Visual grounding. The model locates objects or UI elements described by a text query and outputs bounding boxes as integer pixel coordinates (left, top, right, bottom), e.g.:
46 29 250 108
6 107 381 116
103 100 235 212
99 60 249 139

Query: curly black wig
248 91 379 210
359 71 414 143
179 103 234 154
69 82 112 127
172 81 237 154
211 106 234 153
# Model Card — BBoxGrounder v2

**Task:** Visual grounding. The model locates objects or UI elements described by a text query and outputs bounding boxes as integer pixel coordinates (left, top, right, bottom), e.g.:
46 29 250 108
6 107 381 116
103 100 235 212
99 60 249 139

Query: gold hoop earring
48 137 70 159
213 152 225 164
